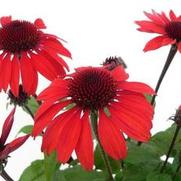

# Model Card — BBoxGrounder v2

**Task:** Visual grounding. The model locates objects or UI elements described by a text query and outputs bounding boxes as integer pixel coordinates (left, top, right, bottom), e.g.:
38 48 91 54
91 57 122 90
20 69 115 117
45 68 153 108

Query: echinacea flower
135 10 181 52
0 108 29 161
32 66 154 170
0 16 71 97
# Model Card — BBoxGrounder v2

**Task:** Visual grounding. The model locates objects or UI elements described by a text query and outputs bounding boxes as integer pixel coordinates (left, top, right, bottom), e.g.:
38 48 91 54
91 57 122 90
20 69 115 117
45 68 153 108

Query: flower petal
98 110 127 160
117 81 154 95
20 53 38 95
143 36 175 52
0 108 15 145
10 55 20 97
57 109 81 163
34 18 46 29
111 66 128 81
0 16 12 26
169 10 177 21
75 111 94 170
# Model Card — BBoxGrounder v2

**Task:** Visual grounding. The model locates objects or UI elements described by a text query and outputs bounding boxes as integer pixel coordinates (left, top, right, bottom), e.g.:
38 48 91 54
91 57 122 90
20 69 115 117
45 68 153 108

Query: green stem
151 44 177 105
160 126 180 173
0 169 13 181
90 111 114 181
173 162 181 180
24 105 34 119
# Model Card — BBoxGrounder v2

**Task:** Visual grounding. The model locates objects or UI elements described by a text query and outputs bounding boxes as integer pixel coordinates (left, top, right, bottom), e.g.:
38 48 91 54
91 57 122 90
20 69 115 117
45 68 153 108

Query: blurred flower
0 108 29 161
102 56 127 70
0 16 71 96
32 66 154 170
135 10 181 52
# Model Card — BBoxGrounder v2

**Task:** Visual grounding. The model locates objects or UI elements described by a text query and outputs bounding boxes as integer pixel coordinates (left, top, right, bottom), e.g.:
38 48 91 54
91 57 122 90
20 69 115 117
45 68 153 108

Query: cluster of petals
0 108 29 160
135 10 181 52
32 65 154 170
0 16 71 97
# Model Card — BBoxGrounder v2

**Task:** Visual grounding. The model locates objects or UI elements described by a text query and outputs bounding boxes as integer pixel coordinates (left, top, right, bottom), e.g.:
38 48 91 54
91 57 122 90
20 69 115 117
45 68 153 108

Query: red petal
10 55 20 97
178 42 181 53
0 135 29 160
117 81 154 94
42 107 79 154
169 10 177 21
0 108 15 145
41 38 72 59
34 18 46 29
109 105 151 142
135 20 165 34
37 80 68 102
75 111 94 170
0 53 12 91
0 16 12 26
33 100 71 136
20 53 38 95
143 11 165 25
111 66 128 81
98 110 127 160
143 36 175 52
57 109 81 163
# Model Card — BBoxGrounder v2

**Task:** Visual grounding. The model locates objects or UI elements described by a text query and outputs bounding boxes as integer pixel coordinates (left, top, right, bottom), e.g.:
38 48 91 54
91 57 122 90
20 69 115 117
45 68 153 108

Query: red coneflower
0 16 71 97
0 108 29 161
32 66 154 170
135 10 181 52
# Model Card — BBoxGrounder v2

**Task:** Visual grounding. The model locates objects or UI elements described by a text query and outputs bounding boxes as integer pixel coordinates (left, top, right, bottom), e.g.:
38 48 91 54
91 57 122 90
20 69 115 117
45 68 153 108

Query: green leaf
19 160 46 181
16 125 33 136
24 96 40 115
94 144 121 173
146 172 172 181
55 165 107 181
44 151 60 181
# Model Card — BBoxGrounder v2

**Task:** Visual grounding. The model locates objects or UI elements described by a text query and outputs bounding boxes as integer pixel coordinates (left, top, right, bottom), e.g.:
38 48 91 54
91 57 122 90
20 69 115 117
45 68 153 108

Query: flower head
0 16 71 96
0 108 29 162
32 66 154 170
135 10 181 52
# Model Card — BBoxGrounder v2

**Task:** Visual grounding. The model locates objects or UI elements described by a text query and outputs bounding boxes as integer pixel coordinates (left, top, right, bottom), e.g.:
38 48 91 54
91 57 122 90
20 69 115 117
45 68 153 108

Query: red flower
0 108 29 160
0 16 71 96
32 66 154 170
135 10 181 52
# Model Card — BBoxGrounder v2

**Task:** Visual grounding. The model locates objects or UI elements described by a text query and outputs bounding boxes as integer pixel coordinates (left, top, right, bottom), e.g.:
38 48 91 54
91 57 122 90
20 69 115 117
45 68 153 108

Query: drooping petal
98 110 127 160
135 20 165 34
0 53 12 92
169 10 177 21
177 42 181 53
111 66 128 81
34 18 46 29
0 16 12 26
57 109 82 163
42 107 79 154
143 36 175 52
75 111 94 170
20 53 38 95
33 100 71 136
117 81 154 94
0 108 15 145
10 55 20 97
0 135 29 160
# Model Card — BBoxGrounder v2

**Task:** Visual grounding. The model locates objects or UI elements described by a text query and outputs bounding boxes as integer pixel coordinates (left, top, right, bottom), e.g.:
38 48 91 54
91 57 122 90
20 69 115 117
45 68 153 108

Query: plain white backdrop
0 0 181 180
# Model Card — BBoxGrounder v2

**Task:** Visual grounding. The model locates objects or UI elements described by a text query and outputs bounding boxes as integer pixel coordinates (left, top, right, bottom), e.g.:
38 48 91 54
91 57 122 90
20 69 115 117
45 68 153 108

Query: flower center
68 67 117 110
165 21 181 41
0 20 40 53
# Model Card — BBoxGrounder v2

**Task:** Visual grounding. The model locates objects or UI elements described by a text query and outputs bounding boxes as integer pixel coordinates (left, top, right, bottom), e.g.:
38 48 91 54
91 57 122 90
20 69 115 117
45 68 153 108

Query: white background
0 0 181 180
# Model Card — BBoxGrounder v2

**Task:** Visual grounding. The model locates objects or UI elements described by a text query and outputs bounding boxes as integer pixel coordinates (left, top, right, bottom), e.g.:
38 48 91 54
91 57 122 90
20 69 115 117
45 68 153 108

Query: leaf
19 160 46 181
146 172 172 181
44 151 60 181
55 165 107 181
94 144 121 173
16 125 33 136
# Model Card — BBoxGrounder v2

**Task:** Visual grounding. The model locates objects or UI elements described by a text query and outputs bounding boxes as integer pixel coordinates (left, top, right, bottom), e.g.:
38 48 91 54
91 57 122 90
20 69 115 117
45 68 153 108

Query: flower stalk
0 169 13 181
160 125 180 173
151 44 177 105
90 110 114 181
